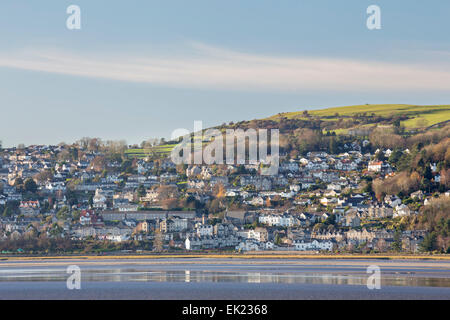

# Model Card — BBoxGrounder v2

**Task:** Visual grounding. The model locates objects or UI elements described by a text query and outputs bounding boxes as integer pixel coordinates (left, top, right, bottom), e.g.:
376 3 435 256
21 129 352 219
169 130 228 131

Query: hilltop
125 104 450 159
263 104 450 134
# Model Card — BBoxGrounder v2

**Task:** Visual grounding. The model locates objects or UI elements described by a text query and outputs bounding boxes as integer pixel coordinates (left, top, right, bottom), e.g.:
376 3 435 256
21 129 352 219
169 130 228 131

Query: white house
93 188 107 209
293 239 333 251
196 224 214 237
368 161 383 172
236 239 261 251
394 204 411 217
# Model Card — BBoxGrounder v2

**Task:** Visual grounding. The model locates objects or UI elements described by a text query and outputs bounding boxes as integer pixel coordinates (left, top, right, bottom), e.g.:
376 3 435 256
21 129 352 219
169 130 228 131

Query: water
0 258 449 299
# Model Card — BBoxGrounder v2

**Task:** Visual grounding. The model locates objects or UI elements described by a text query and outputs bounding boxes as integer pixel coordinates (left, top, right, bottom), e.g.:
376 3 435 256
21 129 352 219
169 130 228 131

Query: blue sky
1 1 450 147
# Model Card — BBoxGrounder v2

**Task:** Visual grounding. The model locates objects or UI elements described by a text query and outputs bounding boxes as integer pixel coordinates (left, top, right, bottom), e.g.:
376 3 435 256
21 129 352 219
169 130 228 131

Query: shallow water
0 258 449 299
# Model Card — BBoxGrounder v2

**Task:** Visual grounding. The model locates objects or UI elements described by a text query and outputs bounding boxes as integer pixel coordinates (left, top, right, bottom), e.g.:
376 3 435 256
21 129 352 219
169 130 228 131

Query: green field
125 142 204 159
266 104 450 128
125 144 175 159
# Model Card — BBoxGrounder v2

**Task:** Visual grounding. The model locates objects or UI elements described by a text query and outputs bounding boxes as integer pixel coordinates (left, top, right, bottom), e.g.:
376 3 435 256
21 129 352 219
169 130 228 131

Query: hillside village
1 126 448 256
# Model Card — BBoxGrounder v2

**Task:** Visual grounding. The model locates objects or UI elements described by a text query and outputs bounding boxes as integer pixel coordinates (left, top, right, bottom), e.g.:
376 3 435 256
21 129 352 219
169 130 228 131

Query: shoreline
1 253 450 262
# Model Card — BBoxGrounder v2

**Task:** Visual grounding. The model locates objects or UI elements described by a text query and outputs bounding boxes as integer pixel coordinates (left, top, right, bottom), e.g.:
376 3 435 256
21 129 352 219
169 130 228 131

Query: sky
0 0 450 147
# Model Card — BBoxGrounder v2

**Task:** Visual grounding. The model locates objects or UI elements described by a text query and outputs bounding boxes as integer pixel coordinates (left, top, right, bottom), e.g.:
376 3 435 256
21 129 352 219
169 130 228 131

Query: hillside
265 104 450 133
126 104 450 159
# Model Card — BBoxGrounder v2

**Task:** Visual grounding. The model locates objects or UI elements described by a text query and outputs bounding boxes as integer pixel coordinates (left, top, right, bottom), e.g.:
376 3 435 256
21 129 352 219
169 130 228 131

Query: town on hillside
0 130 449 255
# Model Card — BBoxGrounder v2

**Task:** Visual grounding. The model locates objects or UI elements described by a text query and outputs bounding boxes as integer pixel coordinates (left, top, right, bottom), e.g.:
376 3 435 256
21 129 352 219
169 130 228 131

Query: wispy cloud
0 42 449 92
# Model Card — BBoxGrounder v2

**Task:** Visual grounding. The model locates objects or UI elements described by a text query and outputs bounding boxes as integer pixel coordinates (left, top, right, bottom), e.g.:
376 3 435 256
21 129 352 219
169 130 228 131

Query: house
368 161 383 172
293 239 333 251
259 214 299 227
346 229 376 243
346 194 366 207
93 189 107 210
236 227 268 242
100 210 196 221
105 234 130 242
312 231 345 242
159 217 189 233
384 195 402 208
240 176 272 191
186 235 240 250
247 196 264 206
280 160 299 173
343 211 361 227
195 224 214 237
366 205 393 218
140 190 159 203
117 204 139 212
214 223 237 237
19 200 40 217
135 221 151 234
394 204 411 217
235 239 262 252
327 183 342 191
320 197 338 206
249 227 269 242
79 210 99 225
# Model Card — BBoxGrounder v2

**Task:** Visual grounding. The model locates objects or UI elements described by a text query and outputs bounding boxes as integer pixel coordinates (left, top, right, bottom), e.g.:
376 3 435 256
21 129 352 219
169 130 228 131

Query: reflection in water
0 267 449 288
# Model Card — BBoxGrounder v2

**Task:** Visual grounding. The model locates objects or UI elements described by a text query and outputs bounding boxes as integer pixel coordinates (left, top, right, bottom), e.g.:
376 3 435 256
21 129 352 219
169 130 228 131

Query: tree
49 223 64 237
56 206 70 220
2 206 13 217
424 165 433 180
137 184 146 198
329 137 338 154
375 151 385 161
376 238 387 252
208 199 221 213
392 230 402 252
214 183 225 199
89 156 106 172
71 210 80 221
420 232 437 252
324 214 336 226
34 170 53 184
274 234 282 245
14 177 24 191
24 178 38 193
388 149 402 166
153 229 164 252
88 195 94 208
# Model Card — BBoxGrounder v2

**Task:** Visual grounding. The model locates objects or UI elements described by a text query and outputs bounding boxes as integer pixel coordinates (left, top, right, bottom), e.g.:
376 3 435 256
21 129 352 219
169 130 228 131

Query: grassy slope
125 145 175 158
266 104 450 128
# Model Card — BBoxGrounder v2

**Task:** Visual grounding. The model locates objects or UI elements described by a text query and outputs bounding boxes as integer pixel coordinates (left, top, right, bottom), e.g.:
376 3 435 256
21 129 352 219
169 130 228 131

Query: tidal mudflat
0 258 449 299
